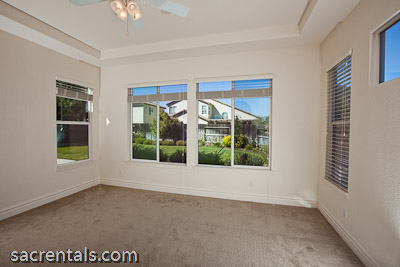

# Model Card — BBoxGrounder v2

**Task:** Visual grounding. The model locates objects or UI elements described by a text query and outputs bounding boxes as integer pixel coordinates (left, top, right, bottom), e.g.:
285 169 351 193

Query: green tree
151 109 183 142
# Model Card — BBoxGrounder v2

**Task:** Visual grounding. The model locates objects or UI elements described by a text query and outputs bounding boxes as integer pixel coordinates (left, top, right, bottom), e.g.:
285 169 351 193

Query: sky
384 20 400 82
218 98 270 118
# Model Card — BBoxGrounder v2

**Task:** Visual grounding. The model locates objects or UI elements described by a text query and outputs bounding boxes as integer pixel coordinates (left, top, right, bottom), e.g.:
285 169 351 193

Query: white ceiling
0 0 360 66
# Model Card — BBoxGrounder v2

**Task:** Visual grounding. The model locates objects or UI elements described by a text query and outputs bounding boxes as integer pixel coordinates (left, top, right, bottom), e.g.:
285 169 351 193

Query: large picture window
129 84 187 164
197 79 272 167
56 80 92 165
325 55 352 191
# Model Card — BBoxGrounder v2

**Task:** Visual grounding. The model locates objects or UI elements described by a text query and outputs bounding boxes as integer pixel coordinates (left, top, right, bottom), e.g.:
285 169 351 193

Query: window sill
323 177 350 199
195 164 271 172
57 159 93 172
125 159 186 168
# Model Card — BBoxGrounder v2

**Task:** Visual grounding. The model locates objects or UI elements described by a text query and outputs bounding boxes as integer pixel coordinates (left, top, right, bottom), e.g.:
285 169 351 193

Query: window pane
159 101 187 163
132 103 157 160
233 97 269 167
159 84 187 94
198 99 231 166
57 124 89 164
57 97 89 122
131 86 158 96
198 81 232 92
234 79 271 90
381 19 400 82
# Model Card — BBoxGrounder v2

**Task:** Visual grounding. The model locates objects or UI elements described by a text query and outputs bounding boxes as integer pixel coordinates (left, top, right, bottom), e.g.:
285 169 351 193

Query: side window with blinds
325 55 352 191
56 80 92 165
197 79 271 168
128 84 187 164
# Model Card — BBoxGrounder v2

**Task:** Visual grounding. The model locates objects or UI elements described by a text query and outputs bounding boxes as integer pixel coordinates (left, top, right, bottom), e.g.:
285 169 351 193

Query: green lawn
160 145 186 156
57 146 89 161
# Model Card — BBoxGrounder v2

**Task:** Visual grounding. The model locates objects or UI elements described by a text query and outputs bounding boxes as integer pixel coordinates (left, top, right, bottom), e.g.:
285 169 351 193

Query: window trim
324 54 352 192
128 83 188 165
195 76 272 169
56 84 93 167
369 10 400 86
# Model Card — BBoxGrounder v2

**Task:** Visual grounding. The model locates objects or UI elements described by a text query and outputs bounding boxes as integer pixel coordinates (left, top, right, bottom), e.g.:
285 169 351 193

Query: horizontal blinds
197 88 272 99
325 55 352 191
128 84 187 103
56 80 93 101
197 79 272 99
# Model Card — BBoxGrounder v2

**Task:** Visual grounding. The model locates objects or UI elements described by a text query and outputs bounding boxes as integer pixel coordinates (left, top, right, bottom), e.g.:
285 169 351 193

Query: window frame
370 10 400 86
195 75 273 170
379 18 400 83
56 79 93 167
325 54 352 192
128 81 188 165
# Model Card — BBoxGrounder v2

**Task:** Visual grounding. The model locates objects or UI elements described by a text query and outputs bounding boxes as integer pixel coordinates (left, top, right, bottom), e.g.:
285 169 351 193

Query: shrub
143 139 155 145
222 135 231 147
133 137 145 144
198 151 224 165
235 134 248 148
176 140 187 146
132 143 156 160
169 149 186 163
159 149 168 162
160 140 175 146
213 142 222 148
198 140 205 146
245 144 253 150
234 151 266 166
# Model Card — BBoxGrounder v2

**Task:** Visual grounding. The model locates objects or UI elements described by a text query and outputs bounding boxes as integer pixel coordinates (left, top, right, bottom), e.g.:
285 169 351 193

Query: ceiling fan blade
145 0 189 17
129 15 144 30
142 0 167 7
69 0 108 7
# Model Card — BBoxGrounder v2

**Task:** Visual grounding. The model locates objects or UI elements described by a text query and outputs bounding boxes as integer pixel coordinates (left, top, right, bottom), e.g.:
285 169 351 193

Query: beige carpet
0 185 363 266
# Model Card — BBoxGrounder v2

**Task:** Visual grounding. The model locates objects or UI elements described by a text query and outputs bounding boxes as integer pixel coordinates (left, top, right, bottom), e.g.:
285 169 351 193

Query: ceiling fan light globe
110 0 126 14
116 9 128 21
133 11 143 20
127 1 139 16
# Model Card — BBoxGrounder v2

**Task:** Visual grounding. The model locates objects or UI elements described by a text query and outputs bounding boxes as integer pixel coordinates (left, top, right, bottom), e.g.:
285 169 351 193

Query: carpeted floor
0 185 363 266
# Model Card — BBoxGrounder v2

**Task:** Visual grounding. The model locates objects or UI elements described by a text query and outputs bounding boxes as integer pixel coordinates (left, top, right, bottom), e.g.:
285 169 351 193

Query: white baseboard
318 201 379 267
100 178 318 208
0 179 100 221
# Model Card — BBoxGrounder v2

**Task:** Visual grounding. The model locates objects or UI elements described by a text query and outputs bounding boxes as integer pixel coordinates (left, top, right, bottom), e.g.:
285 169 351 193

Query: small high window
379 19 400 83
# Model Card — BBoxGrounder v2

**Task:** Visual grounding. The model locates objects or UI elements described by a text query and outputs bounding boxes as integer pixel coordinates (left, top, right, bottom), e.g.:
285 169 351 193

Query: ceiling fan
69 0 189 34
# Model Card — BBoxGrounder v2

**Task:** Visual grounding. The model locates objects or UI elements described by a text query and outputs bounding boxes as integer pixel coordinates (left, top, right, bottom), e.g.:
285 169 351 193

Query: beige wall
0 30 100 219
100 45 321 208
319 1 400 266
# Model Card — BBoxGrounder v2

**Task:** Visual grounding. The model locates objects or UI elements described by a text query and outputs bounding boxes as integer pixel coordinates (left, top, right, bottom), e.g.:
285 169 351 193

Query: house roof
199 99 260 119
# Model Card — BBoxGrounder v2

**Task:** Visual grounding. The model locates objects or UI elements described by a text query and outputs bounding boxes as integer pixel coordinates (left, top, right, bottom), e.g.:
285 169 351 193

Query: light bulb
120 9 127 18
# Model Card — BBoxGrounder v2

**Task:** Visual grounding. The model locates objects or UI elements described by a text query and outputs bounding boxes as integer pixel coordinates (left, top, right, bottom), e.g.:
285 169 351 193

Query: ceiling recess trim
0 0 100 59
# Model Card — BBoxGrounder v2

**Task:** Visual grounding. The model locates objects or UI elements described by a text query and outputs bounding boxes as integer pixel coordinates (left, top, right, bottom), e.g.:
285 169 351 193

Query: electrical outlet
250 180 254 187
343 208 347 218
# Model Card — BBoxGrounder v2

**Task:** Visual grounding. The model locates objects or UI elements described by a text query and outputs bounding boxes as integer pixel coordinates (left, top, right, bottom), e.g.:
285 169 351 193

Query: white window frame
128 80 188 165
324 54 352 192
195 74 273 170
369 10 400 86
56 79 93 167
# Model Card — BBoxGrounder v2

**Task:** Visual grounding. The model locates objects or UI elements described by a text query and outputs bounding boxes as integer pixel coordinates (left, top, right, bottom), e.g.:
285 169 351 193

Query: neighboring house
132 102 158 124
132 103 164 141
167 100 269 145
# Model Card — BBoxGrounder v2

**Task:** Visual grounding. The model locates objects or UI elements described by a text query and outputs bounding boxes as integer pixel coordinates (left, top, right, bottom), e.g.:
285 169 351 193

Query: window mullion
157 101 160 162
231 98 235 167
